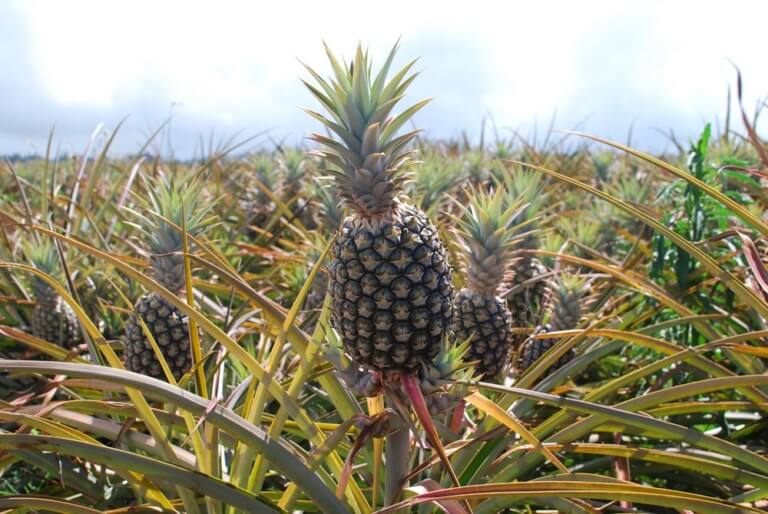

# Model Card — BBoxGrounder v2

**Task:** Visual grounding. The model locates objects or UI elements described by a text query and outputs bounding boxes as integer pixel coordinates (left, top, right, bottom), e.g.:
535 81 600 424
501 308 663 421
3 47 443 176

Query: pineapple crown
251 152 280 191
127 173 215 256
556 216 601 249
419 336 475 394
548 273 591 332
277 148 307 191
311 178 345 232
409 148 463 215
505 168 544 251
302 41 430 218
464 149 489 182
453 187 526 296
506 169 543 213
24 238 60 274
23 238 62 297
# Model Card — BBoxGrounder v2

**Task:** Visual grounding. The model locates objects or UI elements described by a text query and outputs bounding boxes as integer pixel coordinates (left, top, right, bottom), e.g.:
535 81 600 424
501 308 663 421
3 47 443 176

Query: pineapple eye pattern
331 205 453 373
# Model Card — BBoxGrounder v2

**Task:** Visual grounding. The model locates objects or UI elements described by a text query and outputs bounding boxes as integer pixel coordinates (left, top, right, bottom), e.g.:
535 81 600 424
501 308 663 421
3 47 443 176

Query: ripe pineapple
451 187 522 379
24 239 81 349
123 174 212 381
302 43 454 375
516 274 590 375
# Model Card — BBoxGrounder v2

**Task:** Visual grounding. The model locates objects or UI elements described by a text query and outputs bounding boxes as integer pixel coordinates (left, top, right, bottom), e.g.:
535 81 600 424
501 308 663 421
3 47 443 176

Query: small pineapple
516 274 591 375
310 178 344 235
24 239 81 349
123 174 213 381
244 152 280 232
277 148 308 202
451 187 522 379
303 43 454 375
280 234 331 331
278 148 317 229
303 184 344 317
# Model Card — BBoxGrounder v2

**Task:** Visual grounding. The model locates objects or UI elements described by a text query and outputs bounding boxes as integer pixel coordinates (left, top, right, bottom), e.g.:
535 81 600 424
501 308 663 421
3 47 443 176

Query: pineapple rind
124 292 191 381
452 289 513 379
331 203 453 373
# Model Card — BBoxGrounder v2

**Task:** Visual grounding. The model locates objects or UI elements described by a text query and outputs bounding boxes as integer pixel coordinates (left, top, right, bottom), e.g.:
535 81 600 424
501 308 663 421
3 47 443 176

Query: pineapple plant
303 182 344 319
302 43 454 376
463 149 490 185
451 187 522 379
24 238 81 349
310 177 344 233
408 147 463 218
505 170 549 345
278 148 317 230
122 174 213 381
244 152 280 234
277 148 308 202
515 273 591 376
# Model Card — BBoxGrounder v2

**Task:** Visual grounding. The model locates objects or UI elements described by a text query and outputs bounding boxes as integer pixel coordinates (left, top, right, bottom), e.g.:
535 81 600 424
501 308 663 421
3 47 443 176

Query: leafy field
0 44 766 513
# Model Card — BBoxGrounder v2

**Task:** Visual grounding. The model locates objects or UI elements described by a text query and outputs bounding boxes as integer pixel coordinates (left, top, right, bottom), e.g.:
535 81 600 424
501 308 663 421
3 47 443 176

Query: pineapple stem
384 421 410 509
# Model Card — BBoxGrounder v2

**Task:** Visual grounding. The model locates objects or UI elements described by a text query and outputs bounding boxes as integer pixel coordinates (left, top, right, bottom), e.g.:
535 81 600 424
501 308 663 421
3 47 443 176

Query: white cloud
2 0 766 156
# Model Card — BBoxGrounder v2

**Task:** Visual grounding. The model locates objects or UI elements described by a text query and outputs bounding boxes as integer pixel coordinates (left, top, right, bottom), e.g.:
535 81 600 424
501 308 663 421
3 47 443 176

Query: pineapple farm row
0 43 766 513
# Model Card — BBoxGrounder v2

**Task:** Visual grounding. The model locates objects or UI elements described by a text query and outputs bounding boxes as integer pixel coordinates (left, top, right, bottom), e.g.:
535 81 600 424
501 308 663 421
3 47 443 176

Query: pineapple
451 187 522 379
408 147 463 218
123 174 213 381
277 148 308 202
303 183 344 318
505 170 549 346
24 239 81 349
302 43 454 375
278 148 318 230
311 177 344 234
516 274 591 375
243 152 280 234
463 149 490 185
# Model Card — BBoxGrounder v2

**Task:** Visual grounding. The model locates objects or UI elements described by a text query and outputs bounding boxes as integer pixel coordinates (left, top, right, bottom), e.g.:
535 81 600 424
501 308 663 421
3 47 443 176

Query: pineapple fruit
516 273 590 375
24 239 81 349
303 43 453 375
451 187 521 379
123 174 212 381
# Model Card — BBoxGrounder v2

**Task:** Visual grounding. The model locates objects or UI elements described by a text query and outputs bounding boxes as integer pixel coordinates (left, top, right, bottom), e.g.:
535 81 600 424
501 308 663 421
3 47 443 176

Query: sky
0 0 766 159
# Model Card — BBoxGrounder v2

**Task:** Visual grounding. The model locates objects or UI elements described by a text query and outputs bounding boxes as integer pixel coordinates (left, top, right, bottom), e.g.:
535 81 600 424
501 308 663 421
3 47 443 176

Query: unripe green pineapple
123 174 213 381
303 43 454 375
451 187 523 379
516 273 590 375
24 239 81 349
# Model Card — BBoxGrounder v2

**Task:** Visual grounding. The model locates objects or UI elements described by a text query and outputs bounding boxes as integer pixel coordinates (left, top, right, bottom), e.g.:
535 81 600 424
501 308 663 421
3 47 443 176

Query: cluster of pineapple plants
0 42 765 514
